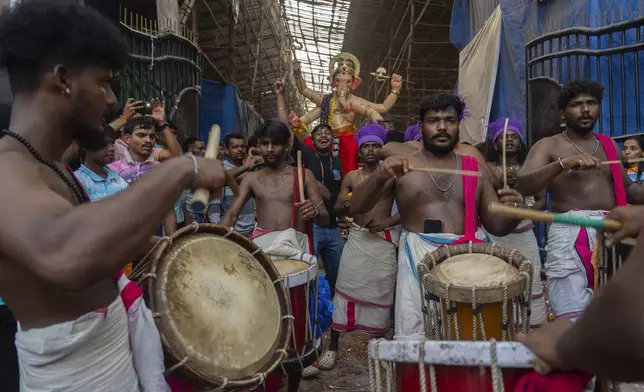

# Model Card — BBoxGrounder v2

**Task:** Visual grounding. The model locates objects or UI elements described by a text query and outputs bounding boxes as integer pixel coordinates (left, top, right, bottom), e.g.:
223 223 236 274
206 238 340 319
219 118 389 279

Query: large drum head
433 254 519 288
153 232 282 381
420 243 529 304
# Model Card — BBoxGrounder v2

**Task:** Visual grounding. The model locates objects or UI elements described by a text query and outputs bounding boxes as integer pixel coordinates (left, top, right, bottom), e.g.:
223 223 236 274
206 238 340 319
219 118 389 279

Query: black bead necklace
2 129 87 203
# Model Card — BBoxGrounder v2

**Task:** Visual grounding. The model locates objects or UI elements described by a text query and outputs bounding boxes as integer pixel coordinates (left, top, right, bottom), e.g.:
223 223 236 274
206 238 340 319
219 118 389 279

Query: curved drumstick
488 203 622 231
501 117 509 189
408 166 482 177
297 150 305 200
190 125 221 212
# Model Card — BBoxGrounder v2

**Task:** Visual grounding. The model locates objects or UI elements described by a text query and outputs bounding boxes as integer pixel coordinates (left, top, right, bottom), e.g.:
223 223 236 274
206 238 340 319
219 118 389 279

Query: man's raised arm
0 154 225 293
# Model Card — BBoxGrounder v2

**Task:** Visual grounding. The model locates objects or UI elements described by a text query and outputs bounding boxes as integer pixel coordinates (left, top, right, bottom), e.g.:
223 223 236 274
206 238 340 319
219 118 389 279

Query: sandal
302 365 320 379
316 350 338 370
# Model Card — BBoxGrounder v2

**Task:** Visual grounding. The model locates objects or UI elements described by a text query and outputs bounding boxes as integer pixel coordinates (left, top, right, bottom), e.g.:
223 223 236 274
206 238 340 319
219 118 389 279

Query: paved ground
300 333 371 392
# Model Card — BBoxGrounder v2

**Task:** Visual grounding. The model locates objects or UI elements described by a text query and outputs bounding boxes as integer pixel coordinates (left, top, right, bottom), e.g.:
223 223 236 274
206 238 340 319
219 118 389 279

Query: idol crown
329 52 361 79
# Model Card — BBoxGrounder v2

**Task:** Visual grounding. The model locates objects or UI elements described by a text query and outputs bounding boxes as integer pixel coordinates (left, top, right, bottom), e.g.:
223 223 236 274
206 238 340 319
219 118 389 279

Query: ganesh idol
292 53 402 174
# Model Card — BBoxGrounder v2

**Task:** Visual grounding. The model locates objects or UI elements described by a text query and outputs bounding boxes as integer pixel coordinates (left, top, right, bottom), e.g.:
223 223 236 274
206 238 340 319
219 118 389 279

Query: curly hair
0 0 128 93
557 79 605 110
419 93 466 122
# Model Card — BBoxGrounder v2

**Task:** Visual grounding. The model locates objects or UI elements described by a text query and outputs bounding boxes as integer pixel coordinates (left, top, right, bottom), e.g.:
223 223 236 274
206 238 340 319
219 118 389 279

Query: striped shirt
74 164 129 201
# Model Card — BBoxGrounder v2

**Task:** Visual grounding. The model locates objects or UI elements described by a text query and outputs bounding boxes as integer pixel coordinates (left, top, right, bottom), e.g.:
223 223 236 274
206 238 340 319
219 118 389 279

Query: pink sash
596 133 627 206
451 155 485 245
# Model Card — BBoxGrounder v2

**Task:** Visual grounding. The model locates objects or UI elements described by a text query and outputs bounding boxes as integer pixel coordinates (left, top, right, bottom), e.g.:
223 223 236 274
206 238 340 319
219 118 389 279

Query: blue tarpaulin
450 0 643 138
200 80 263 143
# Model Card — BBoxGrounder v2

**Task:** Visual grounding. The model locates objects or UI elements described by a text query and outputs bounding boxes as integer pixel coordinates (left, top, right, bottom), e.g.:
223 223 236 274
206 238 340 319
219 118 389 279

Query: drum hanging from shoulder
369 339 535 392
418 242 533 341
272 259 320 372
131 224 291 390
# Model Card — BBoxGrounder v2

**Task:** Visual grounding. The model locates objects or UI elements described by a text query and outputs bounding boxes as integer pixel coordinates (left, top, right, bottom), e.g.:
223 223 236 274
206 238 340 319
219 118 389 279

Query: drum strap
460 155 478 240
596 133 627 207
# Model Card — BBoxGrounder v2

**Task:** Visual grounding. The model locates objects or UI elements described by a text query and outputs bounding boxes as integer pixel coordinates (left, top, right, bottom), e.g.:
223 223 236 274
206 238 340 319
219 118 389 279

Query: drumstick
601 157 644 165
408 166 482 177
297 150 305 200
488 203 622 231
190 124 221 211
501 117 509 189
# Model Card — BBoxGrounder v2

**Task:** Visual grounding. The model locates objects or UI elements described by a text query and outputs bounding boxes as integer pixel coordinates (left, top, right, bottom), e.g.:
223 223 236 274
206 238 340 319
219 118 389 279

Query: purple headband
486 118 524 143
356 124 388 147
404 123 421 142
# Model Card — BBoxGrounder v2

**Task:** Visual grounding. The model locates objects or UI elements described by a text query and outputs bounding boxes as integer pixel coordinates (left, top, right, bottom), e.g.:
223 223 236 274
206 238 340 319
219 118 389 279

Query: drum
418 243 533 341
272 259 320 372
132 224 291 390
369 339 534 392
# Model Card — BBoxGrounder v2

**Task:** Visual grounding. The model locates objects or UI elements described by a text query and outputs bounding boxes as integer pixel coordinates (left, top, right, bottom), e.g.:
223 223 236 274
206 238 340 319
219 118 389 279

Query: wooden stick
408 166 482 177
488 203 622 231
297 150 305 201
190 125 221 211
501 117 510 189
602 157 644 165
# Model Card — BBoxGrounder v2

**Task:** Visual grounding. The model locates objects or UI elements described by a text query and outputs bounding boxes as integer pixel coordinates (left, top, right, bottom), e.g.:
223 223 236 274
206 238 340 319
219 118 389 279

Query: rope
418 341 427 392
130 235 172 282
490 339 505 392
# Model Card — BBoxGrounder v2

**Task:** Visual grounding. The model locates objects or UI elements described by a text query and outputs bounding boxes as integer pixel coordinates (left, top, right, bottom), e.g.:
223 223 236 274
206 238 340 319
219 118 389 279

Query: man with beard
0 1 226 390
351 93 525 339
183 136 206 156
516 79 644 321
483 118 547 327
317 124 400 370
217 133 262 237
221 120 328 391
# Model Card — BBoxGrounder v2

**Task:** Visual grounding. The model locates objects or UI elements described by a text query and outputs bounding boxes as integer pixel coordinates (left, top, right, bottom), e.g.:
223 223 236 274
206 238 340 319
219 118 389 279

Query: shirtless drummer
0 2 225 390
317 124 400 369
516 79 644 321
221 119 328 391
351 93 525 339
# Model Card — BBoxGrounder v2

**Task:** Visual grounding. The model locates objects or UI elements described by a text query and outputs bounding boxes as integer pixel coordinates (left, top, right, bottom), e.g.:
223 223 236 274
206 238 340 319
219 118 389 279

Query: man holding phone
351 93 525 339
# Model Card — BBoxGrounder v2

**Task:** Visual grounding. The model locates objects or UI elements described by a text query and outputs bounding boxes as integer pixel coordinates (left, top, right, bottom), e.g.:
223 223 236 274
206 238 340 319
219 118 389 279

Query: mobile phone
423 219 443 234
137 101 153 116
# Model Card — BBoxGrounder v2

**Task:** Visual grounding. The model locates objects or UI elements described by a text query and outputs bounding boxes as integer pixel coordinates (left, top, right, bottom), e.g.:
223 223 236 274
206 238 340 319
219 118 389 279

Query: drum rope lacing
490 339 505 392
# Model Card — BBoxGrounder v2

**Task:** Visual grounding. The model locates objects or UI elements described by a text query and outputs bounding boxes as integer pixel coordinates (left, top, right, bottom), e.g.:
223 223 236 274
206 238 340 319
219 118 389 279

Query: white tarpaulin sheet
457 6 502 145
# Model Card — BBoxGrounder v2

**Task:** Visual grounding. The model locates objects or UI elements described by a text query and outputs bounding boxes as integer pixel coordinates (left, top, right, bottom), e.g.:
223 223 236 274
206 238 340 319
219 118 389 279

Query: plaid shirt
74 164 129 201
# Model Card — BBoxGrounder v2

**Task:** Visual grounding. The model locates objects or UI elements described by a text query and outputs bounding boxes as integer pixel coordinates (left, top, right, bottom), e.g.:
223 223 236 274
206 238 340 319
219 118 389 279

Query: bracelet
120 114 128 122
391 90 400 95
186 153 199 186
277 107 287 111
158 122 169 131
558 157 565 170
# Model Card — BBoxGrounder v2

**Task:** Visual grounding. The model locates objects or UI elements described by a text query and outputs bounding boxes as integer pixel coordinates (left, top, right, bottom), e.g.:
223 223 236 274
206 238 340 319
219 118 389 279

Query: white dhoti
486 220 547 326
16 297 140 392
332 225 399 335
395 229 488 340
251 228 315 264
545 210 605 320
